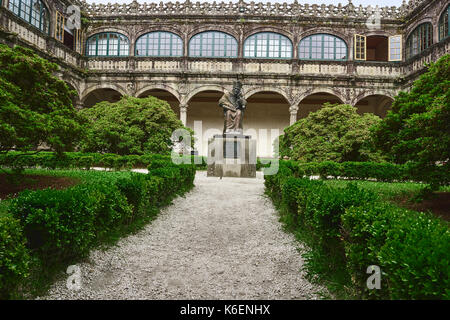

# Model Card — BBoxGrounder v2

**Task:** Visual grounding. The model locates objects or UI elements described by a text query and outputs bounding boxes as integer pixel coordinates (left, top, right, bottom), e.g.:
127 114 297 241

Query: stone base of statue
207 133 256 178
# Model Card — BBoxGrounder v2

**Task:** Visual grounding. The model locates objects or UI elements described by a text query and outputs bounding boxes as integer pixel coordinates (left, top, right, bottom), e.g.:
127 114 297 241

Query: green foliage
265 161 450 299
290 161 410 182
372 54 450 189
0 215 31 299
80 95 191 155
1 159 196 298
280 103 383 162
0 44 84 154
0 151 208 171
342 203 450 299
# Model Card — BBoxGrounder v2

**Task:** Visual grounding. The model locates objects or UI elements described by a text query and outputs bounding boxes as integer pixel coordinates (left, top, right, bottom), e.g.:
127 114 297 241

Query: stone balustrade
0 8 82 69
79 0 428 20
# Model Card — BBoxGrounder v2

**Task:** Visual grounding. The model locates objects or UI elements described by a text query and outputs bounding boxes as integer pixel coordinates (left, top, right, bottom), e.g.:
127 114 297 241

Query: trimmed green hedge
271 160 449 184
0 151 277 172
0 215 31 299
265 161 450 299
0 151 207 171
0 160 196 299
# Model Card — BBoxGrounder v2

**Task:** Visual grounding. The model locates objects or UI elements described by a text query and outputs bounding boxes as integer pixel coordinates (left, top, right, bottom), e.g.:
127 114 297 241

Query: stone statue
219 81 246 134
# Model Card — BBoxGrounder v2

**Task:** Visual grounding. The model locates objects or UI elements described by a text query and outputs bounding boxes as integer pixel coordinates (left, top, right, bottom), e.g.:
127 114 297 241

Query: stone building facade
0 0 449 156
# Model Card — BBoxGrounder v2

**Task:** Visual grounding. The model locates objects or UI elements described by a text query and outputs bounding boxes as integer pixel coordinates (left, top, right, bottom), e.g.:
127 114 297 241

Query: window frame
54 10 64 43
354 34 366 61
438 5 450 41
388 35 402 62
405 22 433 60
244 32 293 59
188 31 238 58
135 31 183 57
7 0 50 35
298 33 348 61
85 32 130 57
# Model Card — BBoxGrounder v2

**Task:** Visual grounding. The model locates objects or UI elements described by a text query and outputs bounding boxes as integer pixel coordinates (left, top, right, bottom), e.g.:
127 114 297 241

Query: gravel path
38 171 324 300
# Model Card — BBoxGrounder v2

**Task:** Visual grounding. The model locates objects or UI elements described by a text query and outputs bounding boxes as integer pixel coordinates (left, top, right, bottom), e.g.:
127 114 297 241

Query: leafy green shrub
342 203 450 299
265 160 450 299
79 96 191 155
279 103 383 162
2 158 196 298
372 54 450 190
0 215 31 299
9 187 99 262
0 151 207 171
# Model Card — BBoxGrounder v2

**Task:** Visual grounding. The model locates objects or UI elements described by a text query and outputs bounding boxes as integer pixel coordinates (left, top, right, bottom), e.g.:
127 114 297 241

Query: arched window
299 34 347 60
136 31 183 57
244 32 292 59
405 23 433 59
189 31 238 58
86 33 130 57
8 0 50 34
439 5 449 41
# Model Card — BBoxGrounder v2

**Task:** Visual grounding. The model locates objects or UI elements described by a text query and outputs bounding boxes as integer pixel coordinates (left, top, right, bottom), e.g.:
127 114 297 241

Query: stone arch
352 91 395 106
185 87 226 156
436 1 450 25
294 90 346 120
293 88 346 107
297 29 350 60
85 27 132 42
244 87 292 105
244 27 293 40
184 85 226 105
353 93 395 118
405 18 434 38
81 84 127 108
136 84 181 102
136 85 181 117
187 27 239 43
135 27 184 42
297 28 349 46
244 90 291 158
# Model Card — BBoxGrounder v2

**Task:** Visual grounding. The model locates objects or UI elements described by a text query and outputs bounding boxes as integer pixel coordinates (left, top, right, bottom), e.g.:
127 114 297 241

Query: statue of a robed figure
219 81 247 135
207 80 256 178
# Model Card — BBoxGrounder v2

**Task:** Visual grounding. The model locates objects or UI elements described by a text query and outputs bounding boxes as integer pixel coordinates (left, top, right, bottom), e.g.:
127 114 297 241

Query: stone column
180 103 188 126
289 105 298 125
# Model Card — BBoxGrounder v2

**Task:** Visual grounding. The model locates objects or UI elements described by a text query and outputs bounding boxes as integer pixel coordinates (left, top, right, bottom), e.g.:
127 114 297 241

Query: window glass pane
87 33 130 57
244 32 292 59
406 23 432 59
299 34 347 60
9 0 49 33
189 32 237 58
439 6 449 41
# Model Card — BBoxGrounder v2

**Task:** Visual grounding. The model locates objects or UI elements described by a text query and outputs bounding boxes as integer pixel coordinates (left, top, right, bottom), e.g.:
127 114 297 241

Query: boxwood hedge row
265 161 450 299
279 160 448 183
0 160 196 299
0 151 207 171
0 152 274 172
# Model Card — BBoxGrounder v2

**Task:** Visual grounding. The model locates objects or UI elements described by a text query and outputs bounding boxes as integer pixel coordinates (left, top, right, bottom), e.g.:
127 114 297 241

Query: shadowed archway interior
82 88 123 108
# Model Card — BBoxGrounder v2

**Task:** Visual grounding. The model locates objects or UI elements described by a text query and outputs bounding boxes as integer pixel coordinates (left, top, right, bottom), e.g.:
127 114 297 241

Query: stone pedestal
207 134 256 178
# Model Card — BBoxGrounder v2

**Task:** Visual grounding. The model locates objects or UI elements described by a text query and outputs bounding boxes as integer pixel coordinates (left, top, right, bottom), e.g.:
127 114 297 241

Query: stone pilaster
180 103 188 126
289 105 298 125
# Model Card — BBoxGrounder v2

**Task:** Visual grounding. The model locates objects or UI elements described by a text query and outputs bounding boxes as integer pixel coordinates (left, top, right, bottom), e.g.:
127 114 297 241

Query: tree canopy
80 95 189 155
0 45 83 154
278 103 383 162
372 54 450 188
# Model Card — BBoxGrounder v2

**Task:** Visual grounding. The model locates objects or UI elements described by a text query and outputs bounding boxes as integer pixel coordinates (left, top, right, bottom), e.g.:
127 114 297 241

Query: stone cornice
79 0 430 20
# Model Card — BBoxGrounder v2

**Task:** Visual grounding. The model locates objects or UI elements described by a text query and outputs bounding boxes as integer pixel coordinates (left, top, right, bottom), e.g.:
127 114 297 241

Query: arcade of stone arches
75 85 394 158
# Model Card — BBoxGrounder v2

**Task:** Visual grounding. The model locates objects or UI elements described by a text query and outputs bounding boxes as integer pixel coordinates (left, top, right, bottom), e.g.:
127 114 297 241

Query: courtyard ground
37 171 324 300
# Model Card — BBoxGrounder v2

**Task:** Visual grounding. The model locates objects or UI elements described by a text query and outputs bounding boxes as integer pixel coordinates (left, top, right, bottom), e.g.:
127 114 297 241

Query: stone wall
1 0 449 156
